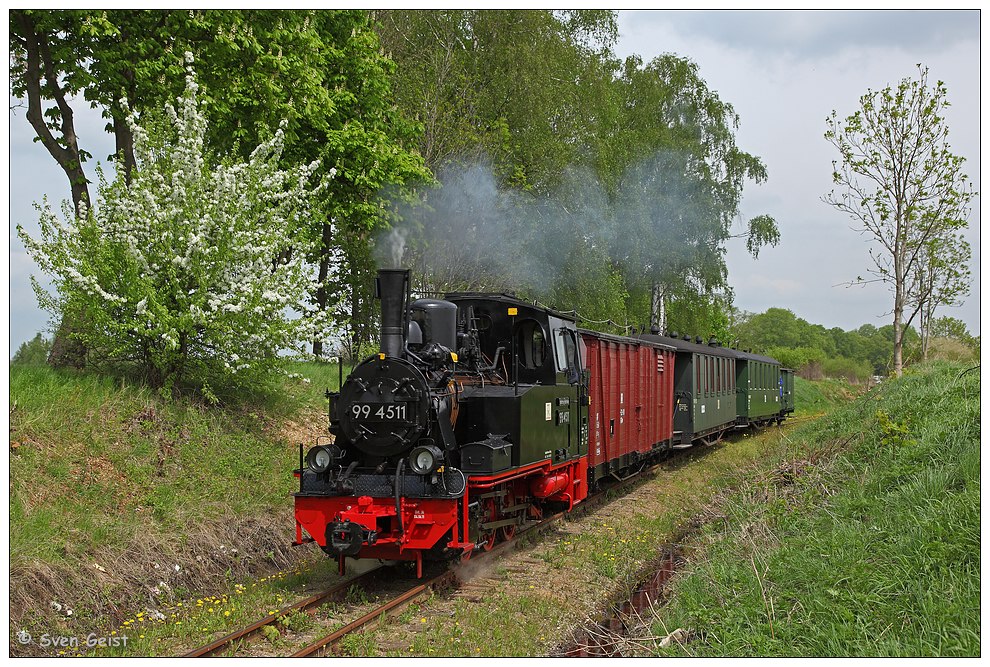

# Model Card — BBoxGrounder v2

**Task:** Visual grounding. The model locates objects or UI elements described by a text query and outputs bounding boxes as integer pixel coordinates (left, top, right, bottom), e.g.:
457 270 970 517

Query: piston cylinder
530 472 570 498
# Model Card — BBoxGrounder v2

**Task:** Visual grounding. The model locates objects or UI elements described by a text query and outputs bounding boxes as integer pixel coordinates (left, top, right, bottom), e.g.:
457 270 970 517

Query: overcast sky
614 9 981 338
6 9 983 357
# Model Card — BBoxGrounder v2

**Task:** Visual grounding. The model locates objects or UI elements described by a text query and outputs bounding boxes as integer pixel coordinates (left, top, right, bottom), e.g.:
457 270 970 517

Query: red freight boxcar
579 330 675 487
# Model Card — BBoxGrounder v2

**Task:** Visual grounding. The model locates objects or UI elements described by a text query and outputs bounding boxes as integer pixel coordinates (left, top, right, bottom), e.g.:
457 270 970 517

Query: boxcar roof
578 328 676 351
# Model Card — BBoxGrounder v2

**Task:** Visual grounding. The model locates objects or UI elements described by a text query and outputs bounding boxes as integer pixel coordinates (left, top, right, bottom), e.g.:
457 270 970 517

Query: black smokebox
376 268 410 358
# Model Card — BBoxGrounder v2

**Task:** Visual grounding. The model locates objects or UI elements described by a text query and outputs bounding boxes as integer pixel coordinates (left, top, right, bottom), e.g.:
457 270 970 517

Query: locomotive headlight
306 446 333 473
408 444 444 475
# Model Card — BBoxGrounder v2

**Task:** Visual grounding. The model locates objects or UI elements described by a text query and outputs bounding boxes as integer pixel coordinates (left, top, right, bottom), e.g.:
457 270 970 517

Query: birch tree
824 65 975 376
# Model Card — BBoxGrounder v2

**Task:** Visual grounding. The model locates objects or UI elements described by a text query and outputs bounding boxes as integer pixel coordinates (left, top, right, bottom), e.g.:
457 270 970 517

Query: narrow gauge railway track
182 459 658 658
187 423 800 657
288 508 575 657
292 570 457 657
183 567 382 657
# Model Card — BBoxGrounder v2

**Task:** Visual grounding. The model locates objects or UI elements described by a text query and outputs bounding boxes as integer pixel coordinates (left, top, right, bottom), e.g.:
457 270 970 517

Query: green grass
793 375 856 416
650 362 980 657
8 359 354 654
10 368 279 563
9 361 349 565
60 558 344 657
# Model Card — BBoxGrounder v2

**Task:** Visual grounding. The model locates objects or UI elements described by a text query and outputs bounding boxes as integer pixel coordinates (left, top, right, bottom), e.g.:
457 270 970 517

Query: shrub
17 55 333 398
821 355 873 383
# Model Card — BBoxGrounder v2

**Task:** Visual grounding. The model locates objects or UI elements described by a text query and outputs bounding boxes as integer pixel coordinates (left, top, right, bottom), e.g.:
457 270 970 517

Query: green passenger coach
635 333 737 446
733 350 783 428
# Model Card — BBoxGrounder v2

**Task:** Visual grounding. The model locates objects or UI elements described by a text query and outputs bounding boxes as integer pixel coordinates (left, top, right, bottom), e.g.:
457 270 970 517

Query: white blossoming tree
19 56 333 397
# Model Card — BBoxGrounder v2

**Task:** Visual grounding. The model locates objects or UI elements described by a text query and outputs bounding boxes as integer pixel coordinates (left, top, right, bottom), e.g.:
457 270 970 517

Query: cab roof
445 292 578 323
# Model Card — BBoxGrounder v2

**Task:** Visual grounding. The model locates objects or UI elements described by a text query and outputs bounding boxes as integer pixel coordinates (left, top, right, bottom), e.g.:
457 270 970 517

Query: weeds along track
183 568 383 657
286 509 582 658
291 570 458 657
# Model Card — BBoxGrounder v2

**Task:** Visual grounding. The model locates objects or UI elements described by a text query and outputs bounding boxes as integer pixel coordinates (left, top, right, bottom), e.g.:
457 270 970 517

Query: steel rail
291 571 457 657
183 567 382 657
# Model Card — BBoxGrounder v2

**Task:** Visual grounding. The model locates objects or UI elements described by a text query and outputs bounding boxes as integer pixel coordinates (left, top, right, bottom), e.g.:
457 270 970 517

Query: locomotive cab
444 294 587 478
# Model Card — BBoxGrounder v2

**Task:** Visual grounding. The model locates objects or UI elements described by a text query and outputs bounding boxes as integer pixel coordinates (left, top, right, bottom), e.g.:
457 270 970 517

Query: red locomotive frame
295 454 589 577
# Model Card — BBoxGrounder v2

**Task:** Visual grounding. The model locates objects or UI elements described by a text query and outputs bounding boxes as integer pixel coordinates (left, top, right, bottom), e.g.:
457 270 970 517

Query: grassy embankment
8 363 852 657
8 360 348 653
15 362 969 658
649 362 980 657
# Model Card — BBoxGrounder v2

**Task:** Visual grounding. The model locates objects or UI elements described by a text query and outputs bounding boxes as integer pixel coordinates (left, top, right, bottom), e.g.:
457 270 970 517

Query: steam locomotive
293 269 794 577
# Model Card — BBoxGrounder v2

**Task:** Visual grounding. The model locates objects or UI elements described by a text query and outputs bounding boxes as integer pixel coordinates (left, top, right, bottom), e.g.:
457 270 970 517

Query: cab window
514 318 546 369
553 328 569 373
552 326 580 383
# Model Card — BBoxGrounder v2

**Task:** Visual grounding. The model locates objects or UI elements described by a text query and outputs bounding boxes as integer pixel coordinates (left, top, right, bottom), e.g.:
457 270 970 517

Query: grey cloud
628 10 979 59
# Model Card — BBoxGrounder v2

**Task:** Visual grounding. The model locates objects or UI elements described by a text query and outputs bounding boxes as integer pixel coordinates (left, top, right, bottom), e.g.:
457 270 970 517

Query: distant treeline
732 309 979 382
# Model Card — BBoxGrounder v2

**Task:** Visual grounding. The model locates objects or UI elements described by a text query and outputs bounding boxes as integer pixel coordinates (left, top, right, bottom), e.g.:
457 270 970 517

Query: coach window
695 355 701 395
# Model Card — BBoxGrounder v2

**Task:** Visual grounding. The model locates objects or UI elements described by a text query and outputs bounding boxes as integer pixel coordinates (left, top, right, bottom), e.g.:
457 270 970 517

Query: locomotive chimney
376 268 410 358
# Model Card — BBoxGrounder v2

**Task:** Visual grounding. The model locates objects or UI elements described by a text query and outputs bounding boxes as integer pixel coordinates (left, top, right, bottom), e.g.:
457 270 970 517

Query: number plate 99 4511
349 403 409 421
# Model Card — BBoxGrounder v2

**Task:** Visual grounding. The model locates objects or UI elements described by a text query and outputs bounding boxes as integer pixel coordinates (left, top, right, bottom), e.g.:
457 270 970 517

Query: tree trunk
650 282 666 334
46 314 88 369
15 12 94 368
16 11 91 218
892 301 904 377
113 113 136 182
312 221 335 357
